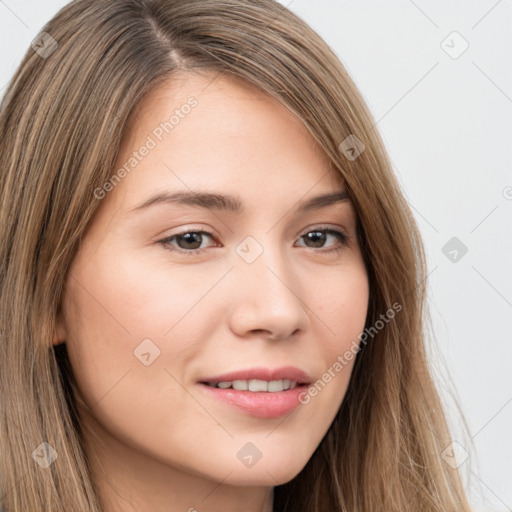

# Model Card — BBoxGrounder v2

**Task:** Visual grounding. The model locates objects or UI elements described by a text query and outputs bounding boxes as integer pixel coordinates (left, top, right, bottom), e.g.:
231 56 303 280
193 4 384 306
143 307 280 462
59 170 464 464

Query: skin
55 70 369 512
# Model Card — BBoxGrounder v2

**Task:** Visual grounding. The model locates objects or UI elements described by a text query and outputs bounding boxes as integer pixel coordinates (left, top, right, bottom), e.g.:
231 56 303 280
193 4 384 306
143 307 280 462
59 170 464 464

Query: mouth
196 367 312 418
200 378 303 392
198 365 312 389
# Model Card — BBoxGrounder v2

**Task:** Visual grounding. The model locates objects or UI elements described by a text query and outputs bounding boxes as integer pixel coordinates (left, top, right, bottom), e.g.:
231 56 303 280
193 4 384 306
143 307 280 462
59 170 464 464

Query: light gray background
1 1 511 510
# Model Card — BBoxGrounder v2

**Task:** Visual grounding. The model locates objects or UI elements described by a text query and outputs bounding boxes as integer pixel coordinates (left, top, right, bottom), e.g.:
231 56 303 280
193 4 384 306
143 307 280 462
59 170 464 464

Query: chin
220 453 309 487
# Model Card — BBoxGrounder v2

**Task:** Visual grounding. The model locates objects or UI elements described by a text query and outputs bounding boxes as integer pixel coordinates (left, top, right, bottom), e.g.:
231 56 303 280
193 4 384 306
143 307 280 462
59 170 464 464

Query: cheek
60 247 225 416
311 261 369 349
61 259 207 462
299 263 369 408
93 248 231 338
65 245 224 351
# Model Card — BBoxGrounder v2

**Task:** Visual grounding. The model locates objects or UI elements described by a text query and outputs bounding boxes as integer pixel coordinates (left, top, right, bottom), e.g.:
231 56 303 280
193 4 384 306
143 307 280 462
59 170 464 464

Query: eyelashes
295 228 348 253
157 226 349 256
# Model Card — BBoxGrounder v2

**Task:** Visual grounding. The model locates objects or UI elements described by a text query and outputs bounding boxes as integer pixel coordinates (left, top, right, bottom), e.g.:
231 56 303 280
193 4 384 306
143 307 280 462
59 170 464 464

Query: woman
0 0 472 510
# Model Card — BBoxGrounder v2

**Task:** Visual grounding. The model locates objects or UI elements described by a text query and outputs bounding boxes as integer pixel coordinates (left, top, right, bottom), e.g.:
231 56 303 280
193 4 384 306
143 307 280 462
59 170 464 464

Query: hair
0 0 472 510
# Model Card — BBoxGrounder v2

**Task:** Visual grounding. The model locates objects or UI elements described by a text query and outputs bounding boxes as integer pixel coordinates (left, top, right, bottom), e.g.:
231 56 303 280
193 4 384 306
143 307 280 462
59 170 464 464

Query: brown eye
296 228 348 252
158 226 348 256
159 230 216 254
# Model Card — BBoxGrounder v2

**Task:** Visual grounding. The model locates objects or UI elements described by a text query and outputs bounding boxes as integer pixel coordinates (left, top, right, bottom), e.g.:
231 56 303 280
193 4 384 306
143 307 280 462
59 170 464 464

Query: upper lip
199 366 312 385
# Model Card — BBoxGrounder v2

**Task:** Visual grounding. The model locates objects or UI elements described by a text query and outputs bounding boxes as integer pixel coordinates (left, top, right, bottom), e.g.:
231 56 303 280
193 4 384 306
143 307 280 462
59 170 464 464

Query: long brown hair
0 0 472 510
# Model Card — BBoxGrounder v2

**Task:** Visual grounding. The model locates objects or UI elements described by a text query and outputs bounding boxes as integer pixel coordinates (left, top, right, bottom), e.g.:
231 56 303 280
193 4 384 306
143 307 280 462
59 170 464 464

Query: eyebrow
129 189 350 215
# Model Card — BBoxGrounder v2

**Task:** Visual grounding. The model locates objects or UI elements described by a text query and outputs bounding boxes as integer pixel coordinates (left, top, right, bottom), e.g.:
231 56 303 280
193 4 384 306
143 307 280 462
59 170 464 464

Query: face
56 71 369 490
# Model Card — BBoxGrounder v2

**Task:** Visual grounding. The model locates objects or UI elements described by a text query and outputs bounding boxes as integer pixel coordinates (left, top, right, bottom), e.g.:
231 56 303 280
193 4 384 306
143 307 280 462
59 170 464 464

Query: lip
198 366 312 385
197 366 312 419
197 383 310 418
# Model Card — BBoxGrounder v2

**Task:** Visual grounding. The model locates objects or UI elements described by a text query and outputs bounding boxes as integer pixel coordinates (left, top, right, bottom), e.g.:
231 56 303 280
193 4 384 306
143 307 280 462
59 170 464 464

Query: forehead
104 70 344 215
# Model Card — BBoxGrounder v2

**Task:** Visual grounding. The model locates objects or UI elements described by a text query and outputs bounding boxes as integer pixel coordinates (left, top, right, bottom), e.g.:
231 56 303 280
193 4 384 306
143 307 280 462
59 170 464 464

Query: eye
295 227 349 253
158 228 217 255
158 226 349 255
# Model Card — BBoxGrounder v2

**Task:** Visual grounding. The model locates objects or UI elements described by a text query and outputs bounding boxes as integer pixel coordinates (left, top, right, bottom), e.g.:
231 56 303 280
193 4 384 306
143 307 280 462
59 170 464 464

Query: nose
227 243 310 341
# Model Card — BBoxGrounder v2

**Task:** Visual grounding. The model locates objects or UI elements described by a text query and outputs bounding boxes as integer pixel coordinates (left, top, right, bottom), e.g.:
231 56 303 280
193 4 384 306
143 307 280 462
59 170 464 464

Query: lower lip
197 383 309 418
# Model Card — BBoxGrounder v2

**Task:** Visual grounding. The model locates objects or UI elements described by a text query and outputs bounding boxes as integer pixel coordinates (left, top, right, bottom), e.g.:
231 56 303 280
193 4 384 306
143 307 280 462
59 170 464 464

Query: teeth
232 380 248 391
208 379 299 392
267 380 284 392
249 379 268 392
